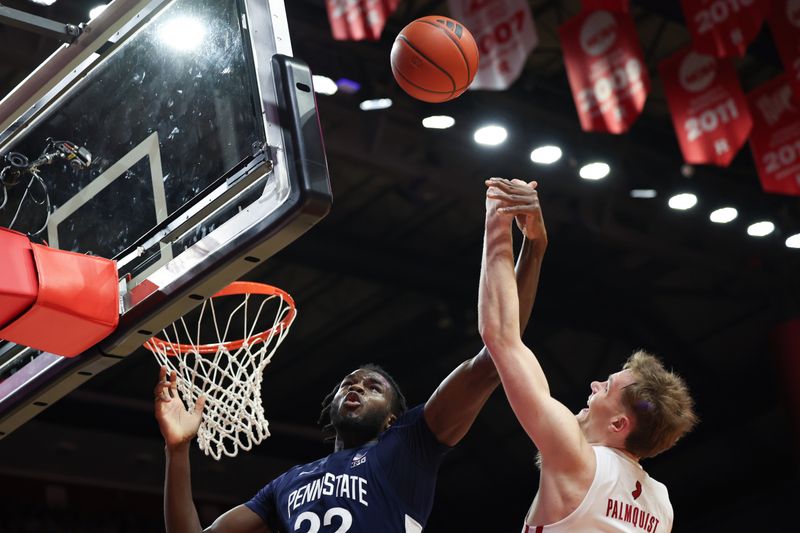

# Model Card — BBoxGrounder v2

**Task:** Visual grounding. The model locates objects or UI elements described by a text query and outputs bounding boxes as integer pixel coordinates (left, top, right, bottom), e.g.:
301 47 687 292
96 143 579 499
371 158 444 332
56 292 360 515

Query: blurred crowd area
0 474 226 533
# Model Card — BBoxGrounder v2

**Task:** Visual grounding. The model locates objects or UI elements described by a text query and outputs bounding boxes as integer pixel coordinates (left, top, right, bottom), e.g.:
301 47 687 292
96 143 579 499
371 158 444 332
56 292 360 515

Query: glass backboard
0 0 332 438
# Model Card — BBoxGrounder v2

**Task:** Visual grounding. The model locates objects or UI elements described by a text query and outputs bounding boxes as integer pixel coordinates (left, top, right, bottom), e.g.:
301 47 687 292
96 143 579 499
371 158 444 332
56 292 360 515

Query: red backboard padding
0 228 39 328
0 241 119 357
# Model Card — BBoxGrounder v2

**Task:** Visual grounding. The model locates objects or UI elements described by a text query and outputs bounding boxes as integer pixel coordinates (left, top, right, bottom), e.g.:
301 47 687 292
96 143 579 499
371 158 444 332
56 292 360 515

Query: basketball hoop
145 281 296 460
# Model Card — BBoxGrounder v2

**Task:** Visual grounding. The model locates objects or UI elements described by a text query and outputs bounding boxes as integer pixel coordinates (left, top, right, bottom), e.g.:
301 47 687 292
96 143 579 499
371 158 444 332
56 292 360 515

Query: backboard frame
0 0 332 438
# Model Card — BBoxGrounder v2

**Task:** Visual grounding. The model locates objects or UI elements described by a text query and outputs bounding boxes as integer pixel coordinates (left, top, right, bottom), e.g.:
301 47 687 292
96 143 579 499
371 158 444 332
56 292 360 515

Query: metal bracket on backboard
114 155 275 274
0 6 82 43
0 0 173 148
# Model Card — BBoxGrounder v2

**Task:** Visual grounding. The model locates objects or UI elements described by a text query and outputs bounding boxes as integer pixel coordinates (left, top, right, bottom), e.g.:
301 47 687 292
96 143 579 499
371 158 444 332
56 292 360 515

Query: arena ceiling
1 0 799 530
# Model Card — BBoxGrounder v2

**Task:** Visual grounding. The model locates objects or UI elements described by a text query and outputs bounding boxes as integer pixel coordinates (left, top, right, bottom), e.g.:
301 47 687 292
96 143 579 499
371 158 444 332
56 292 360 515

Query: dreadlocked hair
317 363 408 443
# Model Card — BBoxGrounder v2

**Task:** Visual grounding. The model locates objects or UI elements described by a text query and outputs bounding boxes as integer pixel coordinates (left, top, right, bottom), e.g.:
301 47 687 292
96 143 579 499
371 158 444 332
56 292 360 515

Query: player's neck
334 432 378 452
588 438 641 463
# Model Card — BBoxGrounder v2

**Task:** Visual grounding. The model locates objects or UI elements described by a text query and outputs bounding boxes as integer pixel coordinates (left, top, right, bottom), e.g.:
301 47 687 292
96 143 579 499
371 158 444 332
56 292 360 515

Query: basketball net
145 282 296 460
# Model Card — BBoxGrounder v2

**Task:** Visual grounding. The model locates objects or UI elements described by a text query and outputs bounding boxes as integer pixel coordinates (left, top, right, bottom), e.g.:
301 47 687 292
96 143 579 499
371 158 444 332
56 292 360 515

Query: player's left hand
485 178 547 244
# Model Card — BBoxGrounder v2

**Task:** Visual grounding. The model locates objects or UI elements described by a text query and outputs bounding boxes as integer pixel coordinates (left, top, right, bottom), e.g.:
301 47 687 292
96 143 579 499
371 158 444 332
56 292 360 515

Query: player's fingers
498 205 540 214
154 382 171 401
485 178 516 191
194 395 207 415
168 370 179 398
493 181 537 197
487 190 536 203
159 365 167 382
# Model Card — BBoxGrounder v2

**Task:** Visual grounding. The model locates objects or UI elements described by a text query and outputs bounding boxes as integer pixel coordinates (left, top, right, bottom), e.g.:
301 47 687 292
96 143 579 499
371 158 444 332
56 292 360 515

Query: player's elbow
479 322 518 360
477 314 501 348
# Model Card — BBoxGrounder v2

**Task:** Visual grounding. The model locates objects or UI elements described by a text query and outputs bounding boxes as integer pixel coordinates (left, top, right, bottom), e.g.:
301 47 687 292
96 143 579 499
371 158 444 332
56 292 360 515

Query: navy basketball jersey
246 405 450 533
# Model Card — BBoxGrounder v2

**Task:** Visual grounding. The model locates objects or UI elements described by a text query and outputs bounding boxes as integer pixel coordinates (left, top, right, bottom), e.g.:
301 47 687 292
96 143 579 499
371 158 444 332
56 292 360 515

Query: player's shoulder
380 404 426 436
643 472 670 500
283 455 333 480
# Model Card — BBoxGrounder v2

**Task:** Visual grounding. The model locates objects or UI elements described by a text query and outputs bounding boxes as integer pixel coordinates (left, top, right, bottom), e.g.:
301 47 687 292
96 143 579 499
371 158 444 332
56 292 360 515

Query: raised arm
155 367 270 533
478 184 591 473
424 179 546 447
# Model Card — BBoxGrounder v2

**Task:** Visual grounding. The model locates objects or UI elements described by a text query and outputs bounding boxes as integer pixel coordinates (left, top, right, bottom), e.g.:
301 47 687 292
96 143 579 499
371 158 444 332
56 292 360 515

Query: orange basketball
390 16 479 103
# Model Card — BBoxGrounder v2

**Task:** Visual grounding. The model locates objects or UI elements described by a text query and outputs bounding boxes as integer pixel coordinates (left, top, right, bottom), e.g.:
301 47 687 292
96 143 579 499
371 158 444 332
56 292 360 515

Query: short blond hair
621 351 697 459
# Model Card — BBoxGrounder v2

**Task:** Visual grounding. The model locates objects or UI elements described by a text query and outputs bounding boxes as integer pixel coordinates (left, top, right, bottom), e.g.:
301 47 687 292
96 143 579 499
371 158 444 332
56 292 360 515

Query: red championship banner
447 0 538 90
768 0 800 98
747 75 800 196
680 0 767 57
658 47 752 166
325 0 400 41
583 0 630 11
558 9 650 134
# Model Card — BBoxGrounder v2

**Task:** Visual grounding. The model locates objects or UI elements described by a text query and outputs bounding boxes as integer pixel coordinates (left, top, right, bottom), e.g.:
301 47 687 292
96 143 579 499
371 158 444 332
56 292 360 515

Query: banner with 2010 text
680 0 767 57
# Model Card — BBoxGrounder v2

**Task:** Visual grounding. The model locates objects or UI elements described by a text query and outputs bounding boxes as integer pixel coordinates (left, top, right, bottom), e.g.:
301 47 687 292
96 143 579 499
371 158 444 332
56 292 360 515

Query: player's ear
383 413 397 431
610 414 631 434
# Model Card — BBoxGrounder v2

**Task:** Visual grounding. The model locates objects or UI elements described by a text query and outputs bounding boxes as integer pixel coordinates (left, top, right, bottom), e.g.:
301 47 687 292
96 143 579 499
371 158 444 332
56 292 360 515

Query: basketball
390 16 480 103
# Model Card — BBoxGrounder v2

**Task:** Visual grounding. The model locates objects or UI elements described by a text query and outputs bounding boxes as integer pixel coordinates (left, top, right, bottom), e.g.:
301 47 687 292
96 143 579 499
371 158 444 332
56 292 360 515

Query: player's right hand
154 366 206 450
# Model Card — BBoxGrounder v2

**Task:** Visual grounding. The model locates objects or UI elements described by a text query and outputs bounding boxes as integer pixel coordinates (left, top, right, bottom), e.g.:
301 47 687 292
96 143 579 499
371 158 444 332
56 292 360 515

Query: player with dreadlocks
155 178 547 533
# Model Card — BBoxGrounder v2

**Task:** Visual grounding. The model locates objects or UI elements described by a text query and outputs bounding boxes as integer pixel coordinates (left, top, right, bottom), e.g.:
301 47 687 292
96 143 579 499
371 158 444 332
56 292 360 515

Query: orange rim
144 281 296 354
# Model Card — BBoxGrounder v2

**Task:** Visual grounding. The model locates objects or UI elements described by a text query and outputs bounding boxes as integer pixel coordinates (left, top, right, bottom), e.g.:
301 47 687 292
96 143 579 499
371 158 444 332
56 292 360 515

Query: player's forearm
478 212 520 347
514 236 546 330
423 347 501 446
164 443 204 533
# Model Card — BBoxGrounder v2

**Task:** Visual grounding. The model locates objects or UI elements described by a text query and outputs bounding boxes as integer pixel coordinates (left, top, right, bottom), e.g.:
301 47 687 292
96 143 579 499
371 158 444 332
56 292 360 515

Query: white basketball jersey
522 446 673 533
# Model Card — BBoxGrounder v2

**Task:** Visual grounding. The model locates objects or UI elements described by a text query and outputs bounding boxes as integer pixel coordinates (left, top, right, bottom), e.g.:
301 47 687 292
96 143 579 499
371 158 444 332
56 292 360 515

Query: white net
147 284 295 460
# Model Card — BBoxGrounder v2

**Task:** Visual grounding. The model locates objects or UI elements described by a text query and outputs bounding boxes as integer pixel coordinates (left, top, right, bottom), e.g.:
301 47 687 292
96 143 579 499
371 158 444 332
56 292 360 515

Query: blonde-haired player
478 178 697 532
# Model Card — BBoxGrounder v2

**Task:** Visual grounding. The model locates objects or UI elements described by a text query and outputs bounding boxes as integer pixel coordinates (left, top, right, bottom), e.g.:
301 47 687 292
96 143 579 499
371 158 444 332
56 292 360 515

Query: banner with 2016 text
325 0 401 41
680 0 767 57
447 0 538 91
659 47 752 167
747 75 800 196
559 8 650 134
768 0 800 99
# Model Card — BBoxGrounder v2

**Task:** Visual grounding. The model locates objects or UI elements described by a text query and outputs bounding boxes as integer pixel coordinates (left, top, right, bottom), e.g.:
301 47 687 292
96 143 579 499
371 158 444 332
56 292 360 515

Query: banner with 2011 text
325 0 401 41
559 8 650 134
659 47 752 167
748 74 800 196
447 0 538 91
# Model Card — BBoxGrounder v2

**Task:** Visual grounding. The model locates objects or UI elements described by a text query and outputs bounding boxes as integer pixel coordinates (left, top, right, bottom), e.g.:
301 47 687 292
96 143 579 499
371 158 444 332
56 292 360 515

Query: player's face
576 368 635 441
330 369 396 440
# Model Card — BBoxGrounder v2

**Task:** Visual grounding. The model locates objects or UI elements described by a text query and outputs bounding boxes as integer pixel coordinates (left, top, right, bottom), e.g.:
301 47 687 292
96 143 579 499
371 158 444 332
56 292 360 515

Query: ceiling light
530 145 562 164
312 75 337 95
422 115 455 129
630 189 657 198
474 125 507 146
579 162 610 180
747 221 774 237
709 207 738 224
160 17 205 51
359 98 392 111
89 4 108 20
28 0 58 5
786 233 800 249
668 193 698 210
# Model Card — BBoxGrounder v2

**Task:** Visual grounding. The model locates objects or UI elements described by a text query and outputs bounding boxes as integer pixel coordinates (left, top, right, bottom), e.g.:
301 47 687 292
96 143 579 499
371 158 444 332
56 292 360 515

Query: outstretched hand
485 177 547 245
154 366 206 451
